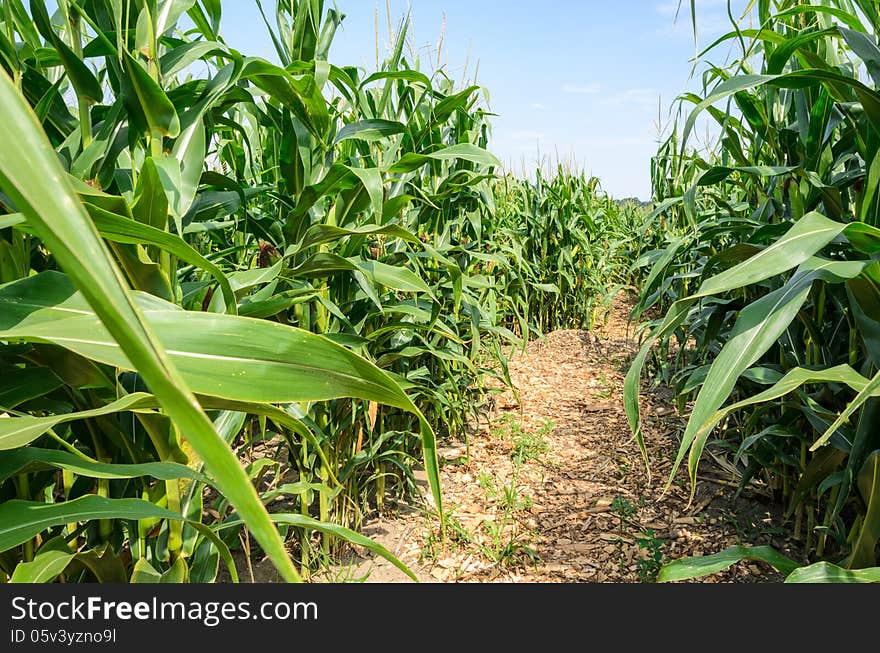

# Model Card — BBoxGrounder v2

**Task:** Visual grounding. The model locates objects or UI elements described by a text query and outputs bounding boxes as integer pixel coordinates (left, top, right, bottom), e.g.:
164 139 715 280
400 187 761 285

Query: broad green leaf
335 119 405 143
696 363 875 452
241 58 328 137
0 497 181 553
86 204 237 313
626 214 857 475
697 165 798 186
10 537 76 583
846 452 880 568
785 562 880 583
0 284 422 407
299 223 420 249
132 157 170 231
160 40 229 78
155 0 198 36
658 545 800 582
697 213 846 297
0 447 207 484
0 392 158 451
170 115 207 220
360 70 432 89
847 273 880 367
66 545 128 583
683 69 880 149
387 144 501 174
7 535 129 583
0 365 63 409
161 557 189 583
130 558 163 583
813 368 880 451
347 166 384 221
291 253 432 295
28 0 103 103
121 50 181 137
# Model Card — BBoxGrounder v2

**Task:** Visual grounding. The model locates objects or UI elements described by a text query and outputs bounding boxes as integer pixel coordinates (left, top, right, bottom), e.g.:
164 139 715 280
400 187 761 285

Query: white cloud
530 103 546 110
562 82 601 95
602 88 661 110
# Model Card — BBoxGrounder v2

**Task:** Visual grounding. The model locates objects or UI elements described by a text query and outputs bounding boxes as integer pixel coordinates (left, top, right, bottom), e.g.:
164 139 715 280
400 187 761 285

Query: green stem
375 410 385 514
805 504 815 554
165 478 183 559
316 406 332 556
816 484 839 558
90 432 114 543
62 469 78 550
15 475 34 561
64 2 93 150
299 439 311 578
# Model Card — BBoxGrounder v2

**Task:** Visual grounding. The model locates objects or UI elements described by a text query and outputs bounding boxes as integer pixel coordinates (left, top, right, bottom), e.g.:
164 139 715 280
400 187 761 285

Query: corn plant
628 0 880 574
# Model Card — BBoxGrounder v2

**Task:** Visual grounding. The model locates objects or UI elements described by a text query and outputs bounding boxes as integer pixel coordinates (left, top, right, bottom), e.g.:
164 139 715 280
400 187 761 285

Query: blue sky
220 0 749 200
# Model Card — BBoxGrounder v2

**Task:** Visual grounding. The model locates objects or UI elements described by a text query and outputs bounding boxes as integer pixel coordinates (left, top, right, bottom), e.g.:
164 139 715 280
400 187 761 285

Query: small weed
635 529 665 583
420 527 439 562
611 495 637 519
724 511 787 542
481 519 540 568
491 415 552 465
480 470 531 512
310 549 371 583
500 482 532 511
420 508 473 562
477 471 497 501
449 515 473 546
512 430 549 464
593 371 614 399
490 413 519 440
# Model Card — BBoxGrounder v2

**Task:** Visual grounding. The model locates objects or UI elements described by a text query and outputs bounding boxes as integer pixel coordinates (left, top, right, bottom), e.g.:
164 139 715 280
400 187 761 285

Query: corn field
3 0 880 586
629 0 880 582
0 0 648 583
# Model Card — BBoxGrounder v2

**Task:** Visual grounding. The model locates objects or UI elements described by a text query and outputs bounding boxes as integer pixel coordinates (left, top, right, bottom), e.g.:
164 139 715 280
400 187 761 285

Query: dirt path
330 294 801 583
